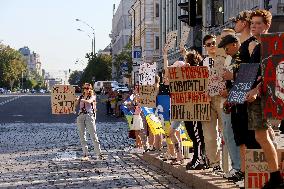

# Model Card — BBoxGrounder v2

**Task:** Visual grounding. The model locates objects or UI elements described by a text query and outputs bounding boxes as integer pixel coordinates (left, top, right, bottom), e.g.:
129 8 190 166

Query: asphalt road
0 94 123 123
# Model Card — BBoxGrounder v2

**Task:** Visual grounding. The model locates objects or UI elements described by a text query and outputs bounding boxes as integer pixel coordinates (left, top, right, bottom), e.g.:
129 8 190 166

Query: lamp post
75 19 95 55
77 28 94 55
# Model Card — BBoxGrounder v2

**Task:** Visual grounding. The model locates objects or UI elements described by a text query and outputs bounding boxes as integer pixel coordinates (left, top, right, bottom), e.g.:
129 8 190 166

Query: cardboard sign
228 63 260 104
133 60 143 86
245 149 284 189
165 30 177 50
168 66 210 121
207 56 227 96
180 26 190 49
51 85 75 114
138 63 158 107
261 33 284 119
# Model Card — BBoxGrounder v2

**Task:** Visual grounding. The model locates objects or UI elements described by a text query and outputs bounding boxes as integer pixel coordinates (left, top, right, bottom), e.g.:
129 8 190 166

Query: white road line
0 95 23 106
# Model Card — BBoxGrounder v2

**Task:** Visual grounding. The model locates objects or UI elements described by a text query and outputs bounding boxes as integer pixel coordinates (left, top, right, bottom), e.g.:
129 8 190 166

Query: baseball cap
230 10 252 22
218 34 239 48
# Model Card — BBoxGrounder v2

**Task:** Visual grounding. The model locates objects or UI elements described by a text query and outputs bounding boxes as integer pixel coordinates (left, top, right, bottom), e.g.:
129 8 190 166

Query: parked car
0 88 5 94
94 81 118 93
114 84 129 92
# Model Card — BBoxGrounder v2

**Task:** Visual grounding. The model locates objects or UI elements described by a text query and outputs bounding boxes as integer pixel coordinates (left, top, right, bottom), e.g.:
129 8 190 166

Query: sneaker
235 179 244 189
186 159 208 170
223 169 239 179
212 165 222 172
262 179 284 189
81 156 89 161
228 171 244 183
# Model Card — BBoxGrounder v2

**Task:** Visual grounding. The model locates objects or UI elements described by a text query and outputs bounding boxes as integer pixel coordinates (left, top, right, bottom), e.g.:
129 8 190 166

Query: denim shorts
171 121 182 130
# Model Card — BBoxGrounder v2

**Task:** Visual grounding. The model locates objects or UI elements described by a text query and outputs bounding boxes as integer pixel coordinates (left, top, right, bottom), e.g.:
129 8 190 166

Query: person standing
76 83 102 161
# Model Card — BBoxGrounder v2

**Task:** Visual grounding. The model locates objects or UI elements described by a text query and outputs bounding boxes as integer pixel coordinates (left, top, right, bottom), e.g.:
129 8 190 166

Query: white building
110 0 133 81
19 46 42 76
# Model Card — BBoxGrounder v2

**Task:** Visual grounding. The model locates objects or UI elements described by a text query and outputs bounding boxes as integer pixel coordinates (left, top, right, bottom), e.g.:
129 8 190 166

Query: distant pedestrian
75 83 103 161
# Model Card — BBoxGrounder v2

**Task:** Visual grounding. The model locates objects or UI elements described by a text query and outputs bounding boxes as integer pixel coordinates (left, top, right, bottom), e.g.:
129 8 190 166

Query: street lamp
75 19 96 55
77 28 94 55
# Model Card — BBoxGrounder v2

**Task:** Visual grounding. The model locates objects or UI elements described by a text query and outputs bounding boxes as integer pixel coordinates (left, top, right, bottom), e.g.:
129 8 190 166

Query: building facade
130 0 160 63
19 46 42 76
110 0 133 81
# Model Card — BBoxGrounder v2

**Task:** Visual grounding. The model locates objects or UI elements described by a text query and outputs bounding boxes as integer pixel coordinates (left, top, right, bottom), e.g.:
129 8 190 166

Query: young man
246 9 284 189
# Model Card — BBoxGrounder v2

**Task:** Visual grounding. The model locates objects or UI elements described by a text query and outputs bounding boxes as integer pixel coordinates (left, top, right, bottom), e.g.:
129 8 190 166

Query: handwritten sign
133 60 143 85
168 66 210 121
180 26 190 49
205 56 227 96
165 30 177 50
51 85 75 114
228 63 259 104
261 33 284 119
245 149 284 189
138 63 158 107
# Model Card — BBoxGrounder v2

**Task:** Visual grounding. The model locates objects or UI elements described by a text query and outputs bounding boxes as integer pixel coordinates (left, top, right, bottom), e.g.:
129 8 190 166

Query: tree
0 44 27 90
80 54 112 85
68 70 83 85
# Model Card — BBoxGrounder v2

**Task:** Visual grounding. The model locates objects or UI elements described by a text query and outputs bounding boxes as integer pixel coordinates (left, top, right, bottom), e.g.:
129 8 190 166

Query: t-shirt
79 95 96 113
239 36 257 63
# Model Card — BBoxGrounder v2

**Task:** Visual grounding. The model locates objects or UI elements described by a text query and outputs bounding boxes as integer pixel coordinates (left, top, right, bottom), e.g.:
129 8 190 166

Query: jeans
222 111 240 170
76 113 101 156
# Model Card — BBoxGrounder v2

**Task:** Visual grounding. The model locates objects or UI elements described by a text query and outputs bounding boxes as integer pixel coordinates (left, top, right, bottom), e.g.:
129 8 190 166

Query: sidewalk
140 132 284 189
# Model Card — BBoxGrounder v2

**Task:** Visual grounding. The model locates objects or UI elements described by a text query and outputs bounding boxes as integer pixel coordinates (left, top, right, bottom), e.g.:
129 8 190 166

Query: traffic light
264 0 272 10
178 0 197 27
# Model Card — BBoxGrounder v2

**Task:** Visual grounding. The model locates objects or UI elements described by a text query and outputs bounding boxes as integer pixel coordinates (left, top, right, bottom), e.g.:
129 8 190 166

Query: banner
228 63 260 104
168 66 210 121
141 107 165 135
156 95 171 144
261 33 284 119
121 95 134 129
245 149 284 189
51 85 75 114
138 63 158 107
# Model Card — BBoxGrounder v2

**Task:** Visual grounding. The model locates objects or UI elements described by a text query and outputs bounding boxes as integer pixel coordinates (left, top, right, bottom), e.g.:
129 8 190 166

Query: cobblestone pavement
0 122 191 189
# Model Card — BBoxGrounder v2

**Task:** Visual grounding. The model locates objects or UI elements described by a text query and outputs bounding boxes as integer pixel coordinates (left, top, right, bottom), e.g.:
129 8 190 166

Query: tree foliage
0 44 27 90
68 70 83 85
79 54 112 85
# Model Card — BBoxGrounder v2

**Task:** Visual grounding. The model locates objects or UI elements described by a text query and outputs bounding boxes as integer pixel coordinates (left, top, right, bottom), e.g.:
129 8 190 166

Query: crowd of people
74 9 284 189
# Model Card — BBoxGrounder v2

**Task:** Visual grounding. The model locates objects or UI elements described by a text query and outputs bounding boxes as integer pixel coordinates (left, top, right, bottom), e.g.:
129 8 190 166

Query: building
19 46 42 76
97 43 112 56
110 0 133 81
130 0 160 63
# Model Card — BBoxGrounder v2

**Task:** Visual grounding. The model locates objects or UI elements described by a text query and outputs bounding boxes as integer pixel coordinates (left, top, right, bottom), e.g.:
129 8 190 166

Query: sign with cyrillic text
261 33 284 119
245 149 284 189
228 63 259 104
168 66 210 121
51 85 75 114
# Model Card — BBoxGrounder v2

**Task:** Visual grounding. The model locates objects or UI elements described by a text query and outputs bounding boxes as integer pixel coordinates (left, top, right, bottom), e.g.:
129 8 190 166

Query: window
155 3 159 17
155 36 159 50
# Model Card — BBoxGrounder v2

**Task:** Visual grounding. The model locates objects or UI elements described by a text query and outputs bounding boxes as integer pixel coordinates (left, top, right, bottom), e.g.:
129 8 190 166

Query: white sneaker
235 179 244 188
223 169 239 179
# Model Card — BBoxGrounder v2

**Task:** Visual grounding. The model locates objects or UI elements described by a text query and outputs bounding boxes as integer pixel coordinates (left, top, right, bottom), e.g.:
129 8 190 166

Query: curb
141 152 239 189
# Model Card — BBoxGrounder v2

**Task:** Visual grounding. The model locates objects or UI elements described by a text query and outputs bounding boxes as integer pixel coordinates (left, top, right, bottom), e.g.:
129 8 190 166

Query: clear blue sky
0 0 121 72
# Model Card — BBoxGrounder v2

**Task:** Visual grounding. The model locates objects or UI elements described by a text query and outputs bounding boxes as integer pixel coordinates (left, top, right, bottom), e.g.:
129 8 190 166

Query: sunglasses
204 41 216 47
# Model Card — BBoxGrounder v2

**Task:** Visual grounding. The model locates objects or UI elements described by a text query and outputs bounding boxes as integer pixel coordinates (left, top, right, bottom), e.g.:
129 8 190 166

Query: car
114 84 129 92
94 81 118 93
31 89 36 94
0 88 5 94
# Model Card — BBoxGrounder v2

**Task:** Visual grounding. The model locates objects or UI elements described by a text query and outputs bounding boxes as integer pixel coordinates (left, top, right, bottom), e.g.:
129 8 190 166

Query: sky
0 0 121 74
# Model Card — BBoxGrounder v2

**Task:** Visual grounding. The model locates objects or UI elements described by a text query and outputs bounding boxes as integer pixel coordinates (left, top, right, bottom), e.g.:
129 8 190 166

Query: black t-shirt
239 36 257 63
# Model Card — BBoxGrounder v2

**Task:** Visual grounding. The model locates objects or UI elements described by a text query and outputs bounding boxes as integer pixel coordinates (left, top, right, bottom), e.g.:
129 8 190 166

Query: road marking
53 151 77 161
12 115 23 117
0 95 23 106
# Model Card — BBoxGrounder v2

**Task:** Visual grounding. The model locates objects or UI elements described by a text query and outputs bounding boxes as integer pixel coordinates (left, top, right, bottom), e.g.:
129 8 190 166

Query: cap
218 34 239 48
230 10 252 22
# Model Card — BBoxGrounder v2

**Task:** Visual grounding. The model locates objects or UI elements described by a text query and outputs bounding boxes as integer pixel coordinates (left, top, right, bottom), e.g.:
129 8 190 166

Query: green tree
0 44 27 90
80 54 112 85
68 70 83 85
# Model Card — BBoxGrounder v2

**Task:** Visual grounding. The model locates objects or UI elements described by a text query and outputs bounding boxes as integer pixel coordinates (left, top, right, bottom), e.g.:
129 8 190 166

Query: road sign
133 46 142 59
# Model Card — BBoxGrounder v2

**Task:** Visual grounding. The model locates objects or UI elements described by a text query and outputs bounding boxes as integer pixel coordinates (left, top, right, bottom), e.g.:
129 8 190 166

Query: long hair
82 83 94 97
184 50 203 66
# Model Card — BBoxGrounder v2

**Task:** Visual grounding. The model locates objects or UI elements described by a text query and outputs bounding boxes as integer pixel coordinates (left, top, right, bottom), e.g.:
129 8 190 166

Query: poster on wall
51 85 75 114
261 33 284 120
168 66 210 121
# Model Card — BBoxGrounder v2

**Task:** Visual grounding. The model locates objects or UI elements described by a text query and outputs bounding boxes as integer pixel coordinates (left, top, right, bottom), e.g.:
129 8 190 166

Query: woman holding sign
76 83 103 161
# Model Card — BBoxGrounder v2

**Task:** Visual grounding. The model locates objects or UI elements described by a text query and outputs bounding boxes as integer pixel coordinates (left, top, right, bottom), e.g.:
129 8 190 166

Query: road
0 94 190 189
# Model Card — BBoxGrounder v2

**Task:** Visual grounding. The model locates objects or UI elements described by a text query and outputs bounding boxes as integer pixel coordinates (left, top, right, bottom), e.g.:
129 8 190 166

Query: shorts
247 98 268 130
231 103 261 149
171 121 182 130
132 114 144 130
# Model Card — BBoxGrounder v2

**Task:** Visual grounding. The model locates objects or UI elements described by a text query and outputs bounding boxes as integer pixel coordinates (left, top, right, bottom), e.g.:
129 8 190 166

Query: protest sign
228 63 260 104
245 149 284 189
165 30 177 50
51 85 75 114
261 33 284 119
207 55 227 96
138 63 158 107
168 66 210 121
180 26 190 49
